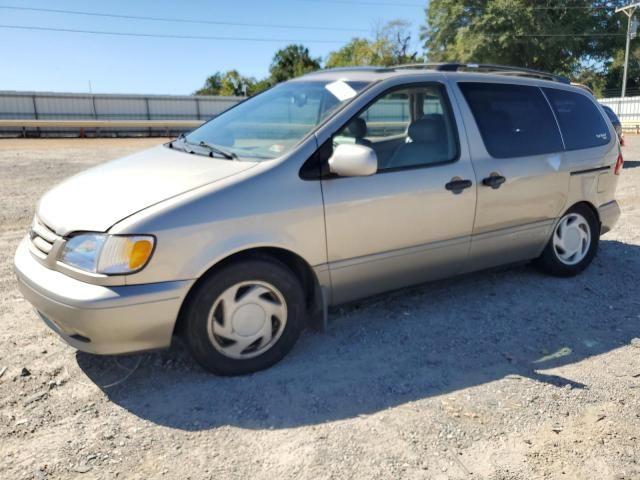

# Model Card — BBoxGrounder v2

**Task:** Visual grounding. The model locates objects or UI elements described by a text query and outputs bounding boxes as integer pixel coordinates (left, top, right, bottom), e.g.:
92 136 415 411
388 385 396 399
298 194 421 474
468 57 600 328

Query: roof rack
392 63 570 84
320 66 391 73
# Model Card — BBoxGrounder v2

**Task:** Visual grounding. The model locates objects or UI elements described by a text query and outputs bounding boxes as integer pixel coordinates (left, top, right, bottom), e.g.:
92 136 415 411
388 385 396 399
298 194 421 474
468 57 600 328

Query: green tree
326 19 419 68
250 78 273 95
326 38 377 67
269 44 321 83
216 70 252 96
573 67 607 97
421 0 626 76
194 70 267 96
378 19 420 65
604 46 640 96
194 72 224 96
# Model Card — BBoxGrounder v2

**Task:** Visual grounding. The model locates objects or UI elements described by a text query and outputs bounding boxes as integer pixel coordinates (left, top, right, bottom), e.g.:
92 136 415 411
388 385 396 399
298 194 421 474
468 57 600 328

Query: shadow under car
76 239 640 431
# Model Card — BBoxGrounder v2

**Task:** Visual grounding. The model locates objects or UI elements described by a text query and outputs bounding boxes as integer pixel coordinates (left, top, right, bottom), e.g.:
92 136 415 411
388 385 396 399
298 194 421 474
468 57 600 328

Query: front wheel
183 257 305 375
534 205 599 277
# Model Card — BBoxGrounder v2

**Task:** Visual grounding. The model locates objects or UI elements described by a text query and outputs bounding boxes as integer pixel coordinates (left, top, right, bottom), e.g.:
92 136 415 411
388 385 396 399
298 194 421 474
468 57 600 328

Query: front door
321 83 477 305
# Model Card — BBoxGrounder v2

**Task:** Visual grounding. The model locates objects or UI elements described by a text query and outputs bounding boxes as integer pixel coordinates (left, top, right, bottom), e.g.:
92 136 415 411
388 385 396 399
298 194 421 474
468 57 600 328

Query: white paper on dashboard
325 80 357 101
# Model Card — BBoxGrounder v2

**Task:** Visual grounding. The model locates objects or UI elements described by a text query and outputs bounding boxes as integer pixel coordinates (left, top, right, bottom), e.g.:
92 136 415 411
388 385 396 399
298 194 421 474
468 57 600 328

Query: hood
38 145 256 235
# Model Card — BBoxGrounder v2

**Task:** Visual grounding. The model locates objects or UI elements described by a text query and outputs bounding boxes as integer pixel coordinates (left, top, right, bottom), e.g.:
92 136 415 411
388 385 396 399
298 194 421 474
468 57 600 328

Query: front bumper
598 200 621 235
14 238 193 355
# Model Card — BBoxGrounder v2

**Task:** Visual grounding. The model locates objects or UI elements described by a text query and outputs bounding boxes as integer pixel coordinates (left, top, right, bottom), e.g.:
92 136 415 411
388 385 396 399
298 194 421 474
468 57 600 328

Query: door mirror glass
328 143 378 177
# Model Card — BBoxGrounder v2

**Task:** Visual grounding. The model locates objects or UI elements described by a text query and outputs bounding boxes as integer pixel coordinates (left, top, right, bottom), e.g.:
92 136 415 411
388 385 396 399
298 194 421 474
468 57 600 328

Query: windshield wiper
173 135 237 160
196 140 237 160
169 133 188 151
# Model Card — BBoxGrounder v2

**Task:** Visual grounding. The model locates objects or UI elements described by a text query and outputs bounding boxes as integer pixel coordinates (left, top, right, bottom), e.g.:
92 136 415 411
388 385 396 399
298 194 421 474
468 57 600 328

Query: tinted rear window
459 83 564 158
543 88 611 150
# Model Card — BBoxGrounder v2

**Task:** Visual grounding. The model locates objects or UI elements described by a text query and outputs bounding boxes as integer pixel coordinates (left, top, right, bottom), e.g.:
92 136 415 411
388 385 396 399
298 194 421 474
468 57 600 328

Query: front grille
29 217 60 257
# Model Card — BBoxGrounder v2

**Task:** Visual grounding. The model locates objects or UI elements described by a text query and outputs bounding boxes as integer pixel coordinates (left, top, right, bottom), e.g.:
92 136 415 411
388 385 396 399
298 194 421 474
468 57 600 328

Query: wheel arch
538 200 600 259
534 200 601 276
173 246 324 336
564 200 600 228
550 200 601 242
555 200 600 254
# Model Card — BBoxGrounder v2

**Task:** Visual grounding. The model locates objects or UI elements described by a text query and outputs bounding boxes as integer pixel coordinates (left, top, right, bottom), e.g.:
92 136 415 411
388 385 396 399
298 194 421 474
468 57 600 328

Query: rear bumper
14 238 193 355
598 200 621 235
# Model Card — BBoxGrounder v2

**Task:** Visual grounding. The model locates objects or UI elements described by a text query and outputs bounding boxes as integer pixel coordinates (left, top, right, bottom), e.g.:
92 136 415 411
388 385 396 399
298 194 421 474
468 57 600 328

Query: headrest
347 117 367 138
408 114 446 143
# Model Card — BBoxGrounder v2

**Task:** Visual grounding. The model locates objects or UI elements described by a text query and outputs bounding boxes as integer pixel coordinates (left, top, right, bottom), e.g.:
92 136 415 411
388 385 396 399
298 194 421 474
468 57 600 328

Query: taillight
614 152 624 175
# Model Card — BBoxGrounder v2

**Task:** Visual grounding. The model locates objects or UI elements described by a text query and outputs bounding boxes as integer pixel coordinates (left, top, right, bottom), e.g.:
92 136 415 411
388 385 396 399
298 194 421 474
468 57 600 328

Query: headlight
60 234 155 274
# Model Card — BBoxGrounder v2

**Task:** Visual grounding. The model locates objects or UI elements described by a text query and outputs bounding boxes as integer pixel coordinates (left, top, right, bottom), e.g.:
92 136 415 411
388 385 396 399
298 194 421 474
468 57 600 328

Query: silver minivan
15 64 623 375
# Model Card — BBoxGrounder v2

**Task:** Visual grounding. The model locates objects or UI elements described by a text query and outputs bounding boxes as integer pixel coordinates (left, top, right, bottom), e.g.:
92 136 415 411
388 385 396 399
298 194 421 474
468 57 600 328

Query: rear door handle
445 178 473 194
482 174 506 189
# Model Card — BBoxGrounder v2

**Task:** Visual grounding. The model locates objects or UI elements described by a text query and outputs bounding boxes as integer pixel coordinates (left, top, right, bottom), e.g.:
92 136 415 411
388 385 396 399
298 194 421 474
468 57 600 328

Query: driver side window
335 84 459 171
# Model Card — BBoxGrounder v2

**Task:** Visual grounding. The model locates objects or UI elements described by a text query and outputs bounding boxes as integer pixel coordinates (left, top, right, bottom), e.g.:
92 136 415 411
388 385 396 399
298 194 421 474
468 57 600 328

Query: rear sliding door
454 82 568 270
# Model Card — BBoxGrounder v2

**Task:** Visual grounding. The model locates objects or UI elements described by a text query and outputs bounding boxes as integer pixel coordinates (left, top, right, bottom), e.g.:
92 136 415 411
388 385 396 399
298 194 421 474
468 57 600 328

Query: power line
298 0 422 6
0 24 623 42
0 5 370 32
483 32 625 37
0 24 349 43
299 0 611 9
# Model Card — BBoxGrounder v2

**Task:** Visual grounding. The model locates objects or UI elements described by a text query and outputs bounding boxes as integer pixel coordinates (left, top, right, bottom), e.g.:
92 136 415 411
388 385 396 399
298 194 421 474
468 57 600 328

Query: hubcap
207 281 287 360
552 213 591 266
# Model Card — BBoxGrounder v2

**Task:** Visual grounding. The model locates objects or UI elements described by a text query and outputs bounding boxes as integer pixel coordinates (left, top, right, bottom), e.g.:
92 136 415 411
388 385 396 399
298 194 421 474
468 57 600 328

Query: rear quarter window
459 82 564 158
543 88 611 150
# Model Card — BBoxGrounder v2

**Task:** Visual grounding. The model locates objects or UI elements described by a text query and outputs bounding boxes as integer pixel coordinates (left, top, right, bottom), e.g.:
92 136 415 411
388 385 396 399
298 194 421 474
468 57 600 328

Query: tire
183 256 305 375
534 204 599 277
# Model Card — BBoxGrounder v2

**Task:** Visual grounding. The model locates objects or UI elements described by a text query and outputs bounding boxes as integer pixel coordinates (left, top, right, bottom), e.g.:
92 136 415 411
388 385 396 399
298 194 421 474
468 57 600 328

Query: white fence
599 97 640 133
0 90 243 136
599 96 640 122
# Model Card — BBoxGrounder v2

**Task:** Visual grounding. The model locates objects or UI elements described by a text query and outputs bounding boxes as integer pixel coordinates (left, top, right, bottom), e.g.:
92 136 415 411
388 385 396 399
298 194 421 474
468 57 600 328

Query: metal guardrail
0 119 207 137
621 120 640 133
0 90 243 137
0 119 205 128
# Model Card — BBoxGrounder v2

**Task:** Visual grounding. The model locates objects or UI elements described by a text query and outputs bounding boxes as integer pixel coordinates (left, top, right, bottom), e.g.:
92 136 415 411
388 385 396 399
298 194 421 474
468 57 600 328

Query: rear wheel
183 257 305 375
534 205 599 277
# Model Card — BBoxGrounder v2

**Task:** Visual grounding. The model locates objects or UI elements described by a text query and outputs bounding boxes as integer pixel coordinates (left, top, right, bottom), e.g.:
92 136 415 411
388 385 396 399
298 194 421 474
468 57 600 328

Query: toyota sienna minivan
15 64 623 375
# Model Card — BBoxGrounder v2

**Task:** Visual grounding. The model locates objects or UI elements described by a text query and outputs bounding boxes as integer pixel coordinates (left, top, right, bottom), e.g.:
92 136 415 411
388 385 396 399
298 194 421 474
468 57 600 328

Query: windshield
185 79 370 161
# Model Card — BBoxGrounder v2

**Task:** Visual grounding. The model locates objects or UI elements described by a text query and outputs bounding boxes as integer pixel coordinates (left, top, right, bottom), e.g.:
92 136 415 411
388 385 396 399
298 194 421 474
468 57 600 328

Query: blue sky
0 0 427 95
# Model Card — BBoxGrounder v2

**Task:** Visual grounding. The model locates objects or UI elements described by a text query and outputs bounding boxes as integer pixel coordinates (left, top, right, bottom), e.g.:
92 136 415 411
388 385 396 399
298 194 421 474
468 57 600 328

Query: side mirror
328 143 378 177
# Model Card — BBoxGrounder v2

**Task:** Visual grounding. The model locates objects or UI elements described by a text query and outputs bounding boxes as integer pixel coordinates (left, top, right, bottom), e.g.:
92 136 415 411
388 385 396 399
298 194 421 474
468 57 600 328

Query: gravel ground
0 137 639 480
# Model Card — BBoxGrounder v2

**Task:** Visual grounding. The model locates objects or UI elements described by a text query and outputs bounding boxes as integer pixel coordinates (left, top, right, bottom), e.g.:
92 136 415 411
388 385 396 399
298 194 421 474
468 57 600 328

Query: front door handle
445 178 473 194
482 174 506 189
